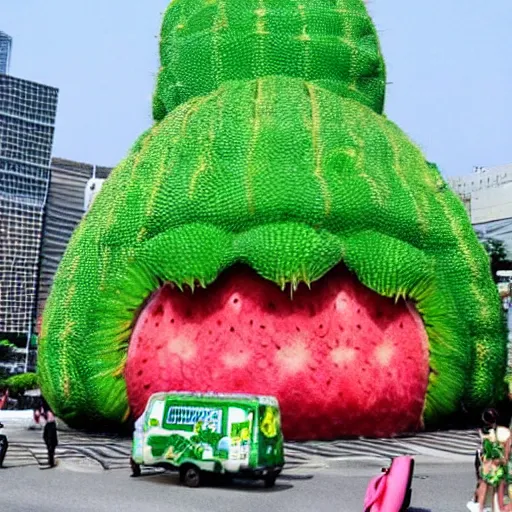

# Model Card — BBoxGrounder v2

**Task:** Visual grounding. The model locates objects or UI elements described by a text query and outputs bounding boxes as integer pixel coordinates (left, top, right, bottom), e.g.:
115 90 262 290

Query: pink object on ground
364 456 415 512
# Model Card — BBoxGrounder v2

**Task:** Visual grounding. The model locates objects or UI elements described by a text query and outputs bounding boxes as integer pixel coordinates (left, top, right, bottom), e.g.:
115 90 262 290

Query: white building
448 164 512 257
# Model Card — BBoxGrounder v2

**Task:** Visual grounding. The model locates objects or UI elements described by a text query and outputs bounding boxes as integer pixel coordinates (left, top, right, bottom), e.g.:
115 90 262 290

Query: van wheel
264 472 277 488
130 458 141 477
180 465 202 488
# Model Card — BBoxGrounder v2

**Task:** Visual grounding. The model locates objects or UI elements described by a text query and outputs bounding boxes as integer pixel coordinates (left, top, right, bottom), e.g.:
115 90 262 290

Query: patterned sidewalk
3 428 478 471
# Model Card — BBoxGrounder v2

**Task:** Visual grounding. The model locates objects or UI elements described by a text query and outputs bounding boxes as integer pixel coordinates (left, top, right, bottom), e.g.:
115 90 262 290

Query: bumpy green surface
38 0 507 428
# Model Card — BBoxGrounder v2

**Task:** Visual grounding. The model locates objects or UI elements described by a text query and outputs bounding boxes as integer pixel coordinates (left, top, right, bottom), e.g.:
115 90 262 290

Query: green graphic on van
131 392 284 487
260 407 280 438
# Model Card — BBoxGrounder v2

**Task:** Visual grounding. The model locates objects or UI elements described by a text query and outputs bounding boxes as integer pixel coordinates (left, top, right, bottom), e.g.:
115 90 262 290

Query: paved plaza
0 411 482 511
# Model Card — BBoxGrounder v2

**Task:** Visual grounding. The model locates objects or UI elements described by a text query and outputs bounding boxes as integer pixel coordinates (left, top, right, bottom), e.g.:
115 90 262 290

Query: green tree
0 372 38 397
479 237 512 282
0 339 16 360
0 339 17 380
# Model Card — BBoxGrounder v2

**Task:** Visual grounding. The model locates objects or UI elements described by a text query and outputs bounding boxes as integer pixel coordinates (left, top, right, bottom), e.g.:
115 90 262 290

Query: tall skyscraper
0 32 12 75
0 74 59 342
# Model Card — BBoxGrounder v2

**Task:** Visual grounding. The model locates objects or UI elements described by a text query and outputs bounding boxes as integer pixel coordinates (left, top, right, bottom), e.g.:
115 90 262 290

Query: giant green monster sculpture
38 0 507 440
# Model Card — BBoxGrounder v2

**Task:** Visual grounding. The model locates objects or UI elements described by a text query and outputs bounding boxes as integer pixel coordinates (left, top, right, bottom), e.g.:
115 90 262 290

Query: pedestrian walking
473 409 510 512
34 398 58 468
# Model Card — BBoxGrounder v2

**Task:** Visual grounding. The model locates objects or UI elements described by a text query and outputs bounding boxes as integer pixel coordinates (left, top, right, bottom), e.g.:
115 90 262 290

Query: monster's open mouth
124 264 429 440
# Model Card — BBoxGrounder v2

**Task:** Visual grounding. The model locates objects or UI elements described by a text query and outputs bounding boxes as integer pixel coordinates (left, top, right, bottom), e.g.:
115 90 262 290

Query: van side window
147 400 165 427
166 406 222 433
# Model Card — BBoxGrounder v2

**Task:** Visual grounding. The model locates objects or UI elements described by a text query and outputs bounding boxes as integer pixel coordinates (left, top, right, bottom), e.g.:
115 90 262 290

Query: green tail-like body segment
37 0 507 433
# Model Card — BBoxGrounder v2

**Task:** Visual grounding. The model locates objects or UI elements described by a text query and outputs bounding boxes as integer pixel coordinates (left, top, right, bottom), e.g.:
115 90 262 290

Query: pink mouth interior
124 265 429 440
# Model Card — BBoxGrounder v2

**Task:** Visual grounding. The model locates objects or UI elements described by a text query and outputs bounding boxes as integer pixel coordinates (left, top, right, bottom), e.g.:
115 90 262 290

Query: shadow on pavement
279 473 314 480
134 471 295 492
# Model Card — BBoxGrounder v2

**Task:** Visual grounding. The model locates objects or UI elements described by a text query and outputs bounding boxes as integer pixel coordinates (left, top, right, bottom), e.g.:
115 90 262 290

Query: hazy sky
1 0 510 176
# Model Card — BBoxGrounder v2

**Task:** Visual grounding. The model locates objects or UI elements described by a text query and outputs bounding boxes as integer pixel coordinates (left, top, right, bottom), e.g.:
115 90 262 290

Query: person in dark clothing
34 398 58 468
43 412 58 467
0 422 8 468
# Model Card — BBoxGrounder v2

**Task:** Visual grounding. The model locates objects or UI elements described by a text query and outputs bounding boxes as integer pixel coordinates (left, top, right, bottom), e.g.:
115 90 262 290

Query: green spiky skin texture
153 0 386 120
38 76 506 428
37 0 506 430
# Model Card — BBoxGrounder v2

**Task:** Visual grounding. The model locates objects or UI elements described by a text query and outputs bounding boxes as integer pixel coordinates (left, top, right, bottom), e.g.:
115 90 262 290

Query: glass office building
0 74 59 337
0 32 12 75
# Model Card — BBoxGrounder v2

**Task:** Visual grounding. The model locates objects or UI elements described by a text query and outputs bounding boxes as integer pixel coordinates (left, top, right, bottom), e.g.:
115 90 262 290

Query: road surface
0 414 483 512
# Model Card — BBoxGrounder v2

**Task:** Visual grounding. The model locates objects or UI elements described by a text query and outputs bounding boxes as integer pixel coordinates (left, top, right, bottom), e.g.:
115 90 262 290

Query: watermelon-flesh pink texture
125 266 429 440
